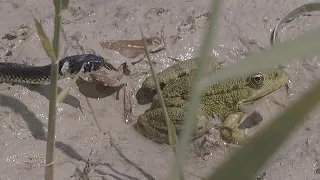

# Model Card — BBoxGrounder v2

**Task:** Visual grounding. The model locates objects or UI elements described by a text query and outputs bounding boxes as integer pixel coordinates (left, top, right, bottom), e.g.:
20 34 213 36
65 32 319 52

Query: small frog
134 57 288 144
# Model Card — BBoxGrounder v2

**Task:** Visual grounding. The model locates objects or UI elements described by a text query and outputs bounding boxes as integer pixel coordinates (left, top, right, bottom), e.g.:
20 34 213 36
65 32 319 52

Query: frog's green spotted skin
135 57 288 144
142 57 223 89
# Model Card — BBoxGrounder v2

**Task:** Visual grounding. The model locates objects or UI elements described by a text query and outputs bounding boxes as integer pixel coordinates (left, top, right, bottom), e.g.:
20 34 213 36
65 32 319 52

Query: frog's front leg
219 112 249 144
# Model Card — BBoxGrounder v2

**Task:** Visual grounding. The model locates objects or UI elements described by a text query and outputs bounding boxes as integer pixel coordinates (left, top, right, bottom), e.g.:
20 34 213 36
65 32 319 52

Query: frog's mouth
243 90 278 105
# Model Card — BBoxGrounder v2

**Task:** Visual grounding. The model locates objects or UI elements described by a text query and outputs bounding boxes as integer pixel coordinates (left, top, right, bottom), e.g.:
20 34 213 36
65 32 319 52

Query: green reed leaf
53 0 69 12
56 72 81 104
206 79 320 180
34 18 57 62
201 27 320 89
169 0 222 179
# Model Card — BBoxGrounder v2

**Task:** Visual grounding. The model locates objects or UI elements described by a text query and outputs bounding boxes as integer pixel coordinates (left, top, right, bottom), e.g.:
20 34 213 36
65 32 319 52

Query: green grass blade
206 80 320 180
52 0 70 104
54 0 69 10
45 63 59 180
52 0 65 59
201 27 320 88
56 72 81 104
138 26 178 145
34 18 57 62
169 0 222 179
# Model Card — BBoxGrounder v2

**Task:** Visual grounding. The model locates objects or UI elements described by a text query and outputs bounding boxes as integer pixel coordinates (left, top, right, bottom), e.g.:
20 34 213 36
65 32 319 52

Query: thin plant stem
44 0 62 179
138 26 178 145
169 0 222 179
139 25 184 180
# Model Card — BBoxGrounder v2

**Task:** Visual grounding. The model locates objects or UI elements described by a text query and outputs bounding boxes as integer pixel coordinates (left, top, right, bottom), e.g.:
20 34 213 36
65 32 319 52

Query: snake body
0 54 105 84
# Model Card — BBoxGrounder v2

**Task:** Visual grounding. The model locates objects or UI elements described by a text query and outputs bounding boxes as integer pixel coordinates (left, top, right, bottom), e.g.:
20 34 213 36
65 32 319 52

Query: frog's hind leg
134 107 185 144
134 107 209 143
134 123 170 144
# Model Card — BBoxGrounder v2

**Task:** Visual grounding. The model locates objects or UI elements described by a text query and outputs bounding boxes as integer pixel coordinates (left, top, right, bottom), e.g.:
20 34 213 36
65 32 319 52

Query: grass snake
0 54 105 84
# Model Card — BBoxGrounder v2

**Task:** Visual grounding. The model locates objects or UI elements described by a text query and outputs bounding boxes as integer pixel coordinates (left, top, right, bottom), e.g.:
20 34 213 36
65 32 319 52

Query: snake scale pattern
0 54 105 84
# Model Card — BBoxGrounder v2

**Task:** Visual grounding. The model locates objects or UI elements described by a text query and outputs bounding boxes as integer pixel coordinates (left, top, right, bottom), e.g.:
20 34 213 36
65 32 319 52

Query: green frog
134 57 288 144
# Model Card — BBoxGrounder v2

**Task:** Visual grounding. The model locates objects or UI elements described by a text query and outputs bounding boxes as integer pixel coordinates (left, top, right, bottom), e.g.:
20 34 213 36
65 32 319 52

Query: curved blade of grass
271 2 320 47
201 27 320 88
206 79 320 180
169 0 222 179
138 26 178 145
56 71 81 104
34 18 57 62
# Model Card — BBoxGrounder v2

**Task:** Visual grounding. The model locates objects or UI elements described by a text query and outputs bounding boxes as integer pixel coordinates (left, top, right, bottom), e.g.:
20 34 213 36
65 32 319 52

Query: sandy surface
1 0 320 179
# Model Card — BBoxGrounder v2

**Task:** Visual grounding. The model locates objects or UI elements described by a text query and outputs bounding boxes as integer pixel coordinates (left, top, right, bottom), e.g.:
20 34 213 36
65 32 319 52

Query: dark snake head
59 54 105 75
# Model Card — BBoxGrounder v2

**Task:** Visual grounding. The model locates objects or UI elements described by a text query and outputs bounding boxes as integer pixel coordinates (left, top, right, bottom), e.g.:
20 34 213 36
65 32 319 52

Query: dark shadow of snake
0 94 91 163
0 93 113 173
0 94 46 139
0 84 148 175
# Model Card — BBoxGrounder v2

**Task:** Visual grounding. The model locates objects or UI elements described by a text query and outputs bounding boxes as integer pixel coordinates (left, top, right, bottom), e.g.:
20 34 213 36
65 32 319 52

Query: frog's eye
250 73 264 87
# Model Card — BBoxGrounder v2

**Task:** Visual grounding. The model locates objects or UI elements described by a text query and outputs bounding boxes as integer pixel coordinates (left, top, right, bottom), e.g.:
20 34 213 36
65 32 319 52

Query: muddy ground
1 0 320 179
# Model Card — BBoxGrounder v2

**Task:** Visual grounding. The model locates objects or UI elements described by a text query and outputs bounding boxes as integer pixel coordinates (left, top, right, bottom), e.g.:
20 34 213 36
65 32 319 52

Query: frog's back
142 56 222 89
162 67 288 119
161 68 248 98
